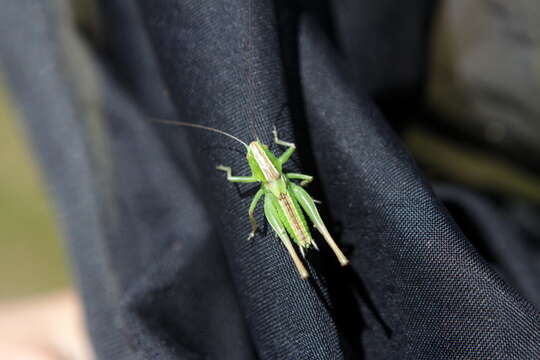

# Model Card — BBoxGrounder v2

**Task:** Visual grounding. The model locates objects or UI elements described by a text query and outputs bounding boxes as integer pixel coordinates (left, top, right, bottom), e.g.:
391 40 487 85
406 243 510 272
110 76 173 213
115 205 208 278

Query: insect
156 120 349 279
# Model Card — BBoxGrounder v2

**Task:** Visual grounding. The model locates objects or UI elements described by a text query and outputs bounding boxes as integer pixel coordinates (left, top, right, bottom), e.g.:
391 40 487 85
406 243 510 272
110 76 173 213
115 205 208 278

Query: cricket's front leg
272 127 296 165
289 183 349 266
247 189 264 240
264 192 309 279
216 165 258 183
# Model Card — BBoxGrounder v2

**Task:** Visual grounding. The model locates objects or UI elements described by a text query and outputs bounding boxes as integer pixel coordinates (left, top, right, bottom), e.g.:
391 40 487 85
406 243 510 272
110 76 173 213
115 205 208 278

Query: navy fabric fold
299 17 540 359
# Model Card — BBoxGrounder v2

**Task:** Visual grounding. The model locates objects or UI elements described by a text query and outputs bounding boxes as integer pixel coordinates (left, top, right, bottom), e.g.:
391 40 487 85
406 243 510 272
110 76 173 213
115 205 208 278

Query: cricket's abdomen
279 192 312 248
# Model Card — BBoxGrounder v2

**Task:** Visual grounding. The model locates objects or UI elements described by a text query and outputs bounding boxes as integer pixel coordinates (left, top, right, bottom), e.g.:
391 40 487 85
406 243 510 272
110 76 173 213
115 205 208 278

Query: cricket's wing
277 191 314 249
264 193 309 279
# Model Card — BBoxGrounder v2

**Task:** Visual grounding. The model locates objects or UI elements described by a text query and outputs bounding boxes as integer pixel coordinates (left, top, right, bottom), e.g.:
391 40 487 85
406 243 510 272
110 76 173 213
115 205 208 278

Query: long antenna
152 118 249 148
247 0 259 140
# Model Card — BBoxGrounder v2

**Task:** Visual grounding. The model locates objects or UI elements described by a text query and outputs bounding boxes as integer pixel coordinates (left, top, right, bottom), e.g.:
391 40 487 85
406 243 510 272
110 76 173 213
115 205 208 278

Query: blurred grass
405 126 540 203
0 82 70 299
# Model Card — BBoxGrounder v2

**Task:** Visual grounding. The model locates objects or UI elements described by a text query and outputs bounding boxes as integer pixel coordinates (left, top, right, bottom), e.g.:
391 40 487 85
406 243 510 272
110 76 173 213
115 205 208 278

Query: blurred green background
0 84 70 299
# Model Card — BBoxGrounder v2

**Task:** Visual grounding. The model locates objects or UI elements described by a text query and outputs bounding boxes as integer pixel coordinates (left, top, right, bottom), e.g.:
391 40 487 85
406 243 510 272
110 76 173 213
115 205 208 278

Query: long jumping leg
289 183 349 266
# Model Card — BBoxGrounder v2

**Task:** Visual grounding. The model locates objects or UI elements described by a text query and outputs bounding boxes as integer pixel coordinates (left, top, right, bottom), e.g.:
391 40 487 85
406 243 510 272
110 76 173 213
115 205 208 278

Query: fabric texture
1 0 540 359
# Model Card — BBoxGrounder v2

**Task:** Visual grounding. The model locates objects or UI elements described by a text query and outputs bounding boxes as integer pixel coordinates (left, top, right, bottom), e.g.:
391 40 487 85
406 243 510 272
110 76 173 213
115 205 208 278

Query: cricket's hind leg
289 183 349 266
264 193 309 279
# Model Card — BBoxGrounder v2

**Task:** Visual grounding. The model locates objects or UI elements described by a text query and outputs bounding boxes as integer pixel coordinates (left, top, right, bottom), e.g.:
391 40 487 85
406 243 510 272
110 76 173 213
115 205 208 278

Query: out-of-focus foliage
0 81 70 298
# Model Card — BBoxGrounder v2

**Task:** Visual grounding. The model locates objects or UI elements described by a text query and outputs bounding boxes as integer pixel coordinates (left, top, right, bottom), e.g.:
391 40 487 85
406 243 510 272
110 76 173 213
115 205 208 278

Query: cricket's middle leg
286 173 313 187
247 189 264 240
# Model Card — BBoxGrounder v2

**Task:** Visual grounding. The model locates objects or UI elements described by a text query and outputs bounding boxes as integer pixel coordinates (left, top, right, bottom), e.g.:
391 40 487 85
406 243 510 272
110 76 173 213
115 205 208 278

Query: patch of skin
0 290 94 360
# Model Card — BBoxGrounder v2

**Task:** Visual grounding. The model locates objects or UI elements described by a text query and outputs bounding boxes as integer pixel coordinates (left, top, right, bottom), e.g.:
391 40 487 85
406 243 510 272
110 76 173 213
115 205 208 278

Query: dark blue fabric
1 0 540 359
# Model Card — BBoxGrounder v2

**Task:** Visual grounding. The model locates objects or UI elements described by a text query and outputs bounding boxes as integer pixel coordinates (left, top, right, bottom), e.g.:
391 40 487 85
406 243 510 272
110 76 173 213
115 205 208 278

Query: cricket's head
247 140 282 183
247 141 269 154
